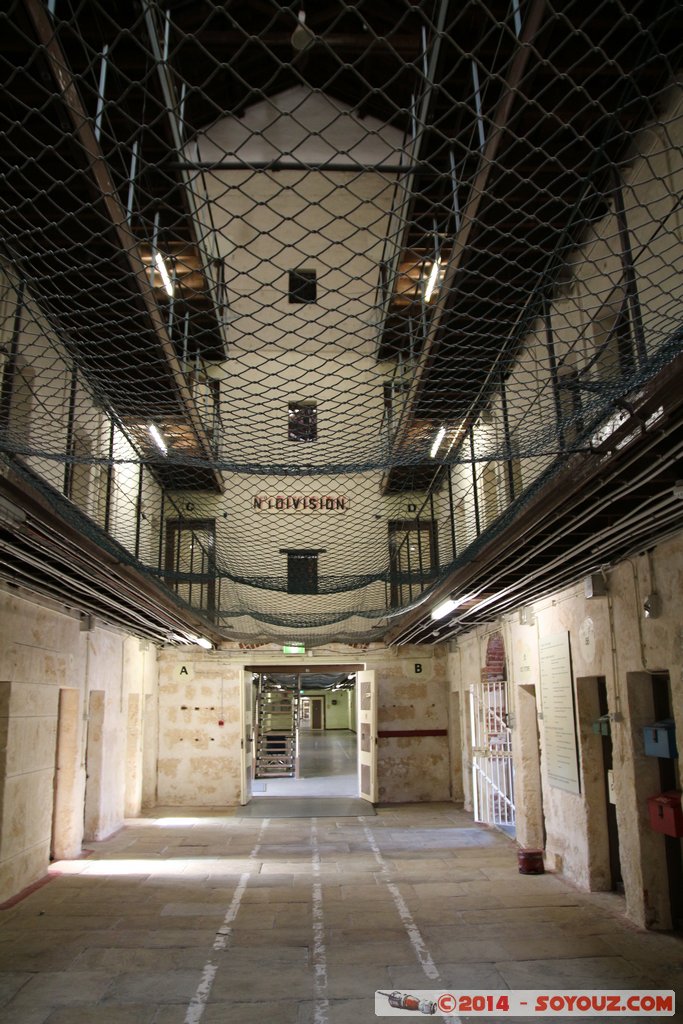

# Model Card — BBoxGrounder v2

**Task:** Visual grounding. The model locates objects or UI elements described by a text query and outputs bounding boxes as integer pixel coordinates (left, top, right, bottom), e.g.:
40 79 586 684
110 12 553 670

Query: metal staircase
255 686 298 778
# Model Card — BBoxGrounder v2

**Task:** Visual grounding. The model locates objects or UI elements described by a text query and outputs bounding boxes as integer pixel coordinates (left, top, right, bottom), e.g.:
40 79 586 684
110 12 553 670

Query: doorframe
164 517 217 615
51 687 81 861
239 669 254 805
575 675 617 891
357 669 378 803
388 519 438 607
249 662 365 797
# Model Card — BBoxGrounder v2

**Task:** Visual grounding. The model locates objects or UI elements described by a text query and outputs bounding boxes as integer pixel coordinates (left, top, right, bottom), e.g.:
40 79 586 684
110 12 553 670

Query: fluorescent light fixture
430 425 446 458
424 258 441 302
183 633 213 650
431 597 461 620
154 252 174 297
148 423 168 455
169 632 211 649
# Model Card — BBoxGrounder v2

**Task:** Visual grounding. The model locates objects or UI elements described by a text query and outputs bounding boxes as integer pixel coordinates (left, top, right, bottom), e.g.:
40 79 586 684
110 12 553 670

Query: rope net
0 0 681 642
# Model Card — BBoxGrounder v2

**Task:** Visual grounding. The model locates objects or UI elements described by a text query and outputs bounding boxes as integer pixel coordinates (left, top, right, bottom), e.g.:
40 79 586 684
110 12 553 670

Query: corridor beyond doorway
254 729 358 799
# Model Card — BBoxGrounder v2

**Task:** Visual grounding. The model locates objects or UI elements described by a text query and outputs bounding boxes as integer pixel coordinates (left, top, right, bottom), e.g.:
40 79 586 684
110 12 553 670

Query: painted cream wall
82 628 156 839
163 88 414 636
325 688 352 729
0 590 157 902
448 530 683 931
199 155 400 469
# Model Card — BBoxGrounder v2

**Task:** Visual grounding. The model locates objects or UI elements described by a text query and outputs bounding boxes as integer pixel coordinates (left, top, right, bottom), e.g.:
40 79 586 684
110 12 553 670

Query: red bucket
518 849 545 874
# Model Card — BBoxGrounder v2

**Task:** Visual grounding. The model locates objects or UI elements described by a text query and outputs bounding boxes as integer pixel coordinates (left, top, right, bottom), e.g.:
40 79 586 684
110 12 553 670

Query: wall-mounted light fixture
424 258 442 302
154 252 174 297
431 596 462 620
148 423 168 455
584 573 607 599
191 635 213 650
170 632 213 649
430 425 446 458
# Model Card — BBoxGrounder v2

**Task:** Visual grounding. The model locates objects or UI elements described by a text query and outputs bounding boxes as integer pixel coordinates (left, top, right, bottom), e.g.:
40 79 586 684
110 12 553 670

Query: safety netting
0 0 682 641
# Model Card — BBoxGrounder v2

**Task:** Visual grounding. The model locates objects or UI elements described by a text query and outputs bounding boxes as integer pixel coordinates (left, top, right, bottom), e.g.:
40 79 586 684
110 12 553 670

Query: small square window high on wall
288 269 317 303
288 401 317 441
282 550 323 595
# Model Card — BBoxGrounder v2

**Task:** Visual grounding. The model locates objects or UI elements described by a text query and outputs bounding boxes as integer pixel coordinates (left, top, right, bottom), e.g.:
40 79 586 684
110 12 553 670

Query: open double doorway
239 665 377 807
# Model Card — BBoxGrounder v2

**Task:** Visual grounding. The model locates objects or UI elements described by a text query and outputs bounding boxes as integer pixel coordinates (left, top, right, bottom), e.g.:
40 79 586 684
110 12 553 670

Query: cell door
240 670 254 805
165 518 216 616
597 676 623 892
357 670 377 803
310 696 324 730
388 520 437 608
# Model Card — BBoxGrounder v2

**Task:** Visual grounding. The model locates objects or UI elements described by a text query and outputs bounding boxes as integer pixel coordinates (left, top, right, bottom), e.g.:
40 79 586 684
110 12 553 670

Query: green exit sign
283 643 305 655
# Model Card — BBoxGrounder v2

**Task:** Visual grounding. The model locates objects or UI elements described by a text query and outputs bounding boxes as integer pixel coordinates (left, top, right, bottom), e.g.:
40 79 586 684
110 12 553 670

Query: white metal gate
470 671 515 828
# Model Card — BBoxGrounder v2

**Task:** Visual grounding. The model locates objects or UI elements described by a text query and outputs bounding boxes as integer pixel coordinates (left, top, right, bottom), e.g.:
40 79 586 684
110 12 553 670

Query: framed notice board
539 631 581 794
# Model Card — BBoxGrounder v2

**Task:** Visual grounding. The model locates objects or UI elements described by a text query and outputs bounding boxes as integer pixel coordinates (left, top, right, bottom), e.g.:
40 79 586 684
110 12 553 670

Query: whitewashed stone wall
448 531 683 930
153 644 451 807
0 591 156 902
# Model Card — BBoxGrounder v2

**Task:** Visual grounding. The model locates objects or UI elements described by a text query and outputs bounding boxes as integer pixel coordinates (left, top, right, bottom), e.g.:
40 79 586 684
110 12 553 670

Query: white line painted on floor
184 963 218 1024
361 821 462 1024
184 818 269 1024
311 819 330 1024
212 870 250 951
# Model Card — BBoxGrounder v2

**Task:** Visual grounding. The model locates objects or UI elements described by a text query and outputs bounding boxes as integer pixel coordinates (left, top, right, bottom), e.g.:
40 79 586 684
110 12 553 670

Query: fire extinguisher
379 991 437 1014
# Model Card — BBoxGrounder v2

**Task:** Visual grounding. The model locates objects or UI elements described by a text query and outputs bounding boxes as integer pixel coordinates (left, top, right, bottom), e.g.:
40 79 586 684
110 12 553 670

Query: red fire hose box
647 791 683 837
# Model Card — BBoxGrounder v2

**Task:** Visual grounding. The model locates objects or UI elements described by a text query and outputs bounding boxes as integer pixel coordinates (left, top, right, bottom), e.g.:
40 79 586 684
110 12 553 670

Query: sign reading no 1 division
253 494 348 512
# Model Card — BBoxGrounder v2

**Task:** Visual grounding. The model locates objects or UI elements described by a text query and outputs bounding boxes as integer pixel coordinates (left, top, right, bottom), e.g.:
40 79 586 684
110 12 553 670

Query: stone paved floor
0 803 681 1023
